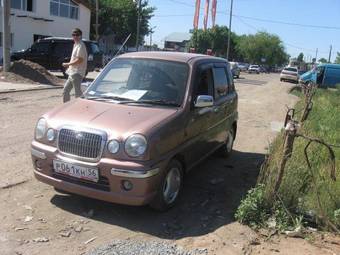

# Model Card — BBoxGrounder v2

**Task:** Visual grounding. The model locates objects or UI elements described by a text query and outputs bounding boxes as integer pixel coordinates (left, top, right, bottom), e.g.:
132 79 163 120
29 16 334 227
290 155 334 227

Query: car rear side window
196 68 214 97
52 42 72 57
213 67 229 99
31 42 49 54
283 67 298 72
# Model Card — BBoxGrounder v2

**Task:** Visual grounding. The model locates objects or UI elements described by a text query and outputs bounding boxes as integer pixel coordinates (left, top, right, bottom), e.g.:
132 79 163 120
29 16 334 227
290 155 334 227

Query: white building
0 0 91 53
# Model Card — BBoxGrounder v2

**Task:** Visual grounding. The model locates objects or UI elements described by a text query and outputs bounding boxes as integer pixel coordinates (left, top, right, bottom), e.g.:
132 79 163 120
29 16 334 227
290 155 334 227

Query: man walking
62 28 88 103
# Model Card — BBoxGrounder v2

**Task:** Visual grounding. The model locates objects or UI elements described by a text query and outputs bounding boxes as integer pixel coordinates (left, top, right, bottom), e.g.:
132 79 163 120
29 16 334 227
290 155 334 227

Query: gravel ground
86 240 208 255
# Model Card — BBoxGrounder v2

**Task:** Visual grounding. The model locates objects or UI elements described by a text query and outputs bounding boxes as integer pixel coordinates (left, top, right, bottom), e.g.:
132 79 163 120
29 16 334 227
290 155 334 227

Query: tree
335 52 340 64
318 58 328 63
236 31 289 66
188 26 240 59
89 0 155 47
297 52 304 63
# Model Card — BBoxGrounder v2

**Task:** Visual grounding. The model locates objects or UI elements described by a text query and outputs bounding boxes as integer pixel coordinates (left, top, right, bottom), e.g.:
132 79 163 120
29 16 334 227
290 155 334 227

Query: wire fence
259 82 339 232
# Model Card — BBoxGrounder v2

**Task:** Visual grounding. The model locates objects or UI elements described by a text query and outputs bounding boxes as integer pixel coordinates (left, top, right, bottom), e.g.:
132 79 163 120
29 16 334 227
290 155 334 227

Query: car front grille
58 128 104 160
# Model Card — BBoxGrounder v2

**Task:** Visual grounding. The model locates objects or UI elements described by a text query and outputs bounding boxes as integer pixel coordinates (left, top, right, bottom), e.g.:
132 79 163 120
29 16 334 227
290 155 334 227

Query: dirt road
0 74 338 255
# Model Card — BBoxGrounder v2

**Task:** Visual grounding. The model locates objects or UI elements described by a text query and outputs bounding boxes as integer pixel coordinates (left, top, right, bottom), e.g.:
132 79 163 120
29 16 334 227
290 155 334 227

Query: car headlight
46 128 56 142
35 118 47 140
107 140 120 154
124 134 147 157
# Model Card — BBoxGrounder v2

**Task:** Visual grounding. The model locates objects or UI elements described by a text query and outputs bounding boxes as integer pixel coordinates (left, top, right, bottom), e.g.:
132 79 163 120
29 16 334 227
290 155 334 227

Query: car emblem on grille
75 132 83 139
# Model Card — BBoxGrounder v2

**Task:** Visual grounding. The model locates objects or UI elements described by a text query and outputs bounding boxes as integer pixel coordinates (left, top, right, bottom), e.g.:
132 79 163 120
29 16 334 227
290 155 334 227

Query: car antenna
114 33 132 58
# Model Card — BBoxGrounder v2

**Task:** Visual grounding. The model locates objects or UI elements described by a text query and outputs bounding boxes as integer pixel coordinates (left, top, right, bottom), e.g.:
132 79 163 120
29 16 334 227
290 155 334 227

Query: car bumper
31 141 167 206
280 74 298 81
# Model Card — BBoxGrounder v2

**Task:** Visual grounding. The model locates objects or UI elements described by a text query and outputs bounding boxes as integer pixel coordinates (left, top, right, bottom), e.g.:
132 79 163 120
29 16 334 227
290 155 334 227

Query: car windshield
250 65 258 68
85 58 189 106
283 67 298 72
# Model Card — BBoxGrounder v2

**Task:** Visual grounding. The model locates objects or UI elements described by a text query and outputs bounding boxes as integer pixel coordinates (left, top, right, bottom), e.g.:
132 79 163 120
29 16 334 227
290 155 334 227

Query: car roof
116 51 228 64
318 63 340 68
38 37 95 43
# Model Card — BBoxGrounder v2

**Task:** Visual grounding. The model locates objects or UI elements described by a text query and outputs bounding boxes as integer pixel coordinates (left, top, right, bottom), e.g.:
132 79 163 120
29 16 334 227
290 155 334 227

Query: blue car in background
299 64 340 88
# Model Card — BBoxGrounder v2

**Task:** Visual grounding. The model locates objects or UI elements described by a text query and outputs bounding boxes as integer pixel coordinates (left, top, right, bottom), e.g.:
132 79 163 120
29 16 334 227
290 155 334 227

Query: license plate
53 160 99 182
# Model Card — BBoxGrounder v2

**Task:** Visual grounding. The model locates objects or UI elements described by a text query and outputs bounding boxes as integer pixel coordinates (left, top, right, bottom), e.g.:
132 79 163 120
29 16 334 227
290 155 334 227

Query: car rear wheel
150 159 183 211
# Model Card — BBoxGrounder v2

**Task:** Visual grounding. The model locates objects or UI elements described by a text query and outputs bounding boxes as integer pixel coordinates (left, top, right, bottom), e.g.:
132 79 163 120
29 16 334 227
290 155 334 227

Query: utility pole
149 26 156 50
2 0 11 72
328 45 332 63
226 0 234 61
135 0 142 51
95 0 99 41
315 48 318 62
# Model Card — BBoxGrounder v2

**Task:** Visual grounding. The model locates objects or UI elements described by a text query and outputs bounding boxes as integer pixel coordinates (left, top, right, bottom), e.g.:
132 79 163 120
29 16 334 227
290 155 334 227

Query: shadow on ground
51 150 264 239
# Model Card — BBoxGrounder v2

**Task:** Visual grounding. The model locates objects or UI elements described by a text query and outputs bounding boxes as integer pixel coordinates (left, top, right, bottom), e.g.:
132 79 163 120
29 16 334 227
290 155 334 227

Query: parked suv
11 37 103 77
31 52 238 211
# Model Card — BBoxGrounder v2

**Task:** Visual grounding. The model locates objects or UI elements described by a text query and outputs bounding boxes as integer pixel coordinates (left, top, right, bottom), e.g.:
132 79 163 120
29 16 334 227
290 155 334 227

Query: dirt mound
1 60 63 86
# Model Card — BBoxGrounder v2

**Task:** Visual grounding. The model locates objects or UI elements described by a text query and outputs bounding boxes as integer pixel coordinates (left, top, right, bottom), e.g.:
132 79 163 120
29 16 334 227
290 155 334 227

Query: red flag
211 0 217 27
203 0 210 30
193 0 201 29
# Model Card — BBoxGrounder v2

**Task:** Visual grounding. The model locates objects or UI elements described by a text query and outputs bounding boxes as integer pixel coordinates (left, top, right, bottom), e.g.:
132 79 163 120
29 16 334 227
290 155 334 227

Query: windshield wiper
83 95 133 101
119 99 180 107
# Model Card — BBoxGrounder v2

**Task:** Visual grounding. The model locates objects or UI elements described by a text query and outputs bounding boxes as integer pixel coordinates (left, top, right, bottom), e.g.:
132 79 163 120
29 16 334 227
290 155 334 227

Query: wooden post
272 121 298 196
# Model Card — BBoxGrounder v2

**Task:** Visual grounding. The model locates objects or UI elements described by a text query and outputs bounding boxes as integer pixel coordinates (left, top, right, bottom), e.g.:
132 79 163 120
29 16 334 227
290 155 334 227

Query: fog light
121 180 133 191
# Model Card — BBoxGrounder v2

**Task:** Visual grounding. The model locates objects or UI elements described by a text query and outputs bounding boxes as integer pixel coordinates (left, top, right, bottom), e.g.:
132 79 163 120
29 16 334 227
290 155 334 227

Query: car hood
299 70 313 81
45 99 179 139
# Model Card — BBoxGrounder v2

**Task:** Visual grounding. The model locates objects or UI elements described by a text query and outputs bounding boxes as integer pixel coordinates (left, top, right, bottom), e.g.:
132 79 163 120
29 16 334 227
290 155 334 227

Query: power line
234 14 340 30
235 16 331 55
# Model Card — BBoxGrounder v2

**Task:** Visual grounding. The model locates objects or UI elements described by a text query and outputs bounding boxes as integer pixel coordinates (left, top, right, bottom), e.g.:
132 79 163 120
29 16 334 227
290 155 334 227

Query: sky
147 0 340 62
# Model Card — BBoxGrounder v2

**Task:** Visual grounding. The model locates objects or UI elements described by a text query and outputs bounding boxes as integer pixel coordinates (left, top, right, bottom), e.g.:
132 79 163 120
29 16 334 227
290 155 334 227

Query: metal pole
95 0 99 41
150 33 152 50
328 45 332 63
135 0 142 51
315 48 318 62
226 0 233 61
2 0 11 72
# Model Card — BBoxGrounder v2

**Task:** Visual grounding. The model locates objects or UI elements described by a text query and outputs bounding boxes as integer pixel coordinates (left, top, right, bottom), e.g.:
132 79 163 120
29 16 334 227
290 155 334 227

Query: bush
235 185 269 228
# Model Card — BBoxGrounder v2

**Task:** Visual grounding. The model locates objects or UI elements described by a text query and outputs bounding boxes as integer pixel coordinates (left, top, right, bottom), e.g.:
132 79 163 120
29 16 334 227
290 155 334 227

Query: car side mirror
195 95 214 108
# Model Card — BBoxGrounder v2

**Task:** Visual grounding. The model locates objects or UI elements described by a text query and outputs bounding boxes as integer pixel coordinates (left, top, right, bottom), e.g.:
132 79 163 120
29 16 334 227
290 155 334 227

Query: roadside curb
0 85 63 94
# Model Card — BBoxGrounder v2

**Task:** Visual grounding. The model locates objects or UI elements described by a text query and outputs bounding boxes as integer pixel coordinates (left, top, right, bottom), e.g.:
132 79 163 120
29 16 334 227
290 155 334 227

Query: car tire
149 159 183 211
218 127 235 158
236 75 240 79
280 78 283 82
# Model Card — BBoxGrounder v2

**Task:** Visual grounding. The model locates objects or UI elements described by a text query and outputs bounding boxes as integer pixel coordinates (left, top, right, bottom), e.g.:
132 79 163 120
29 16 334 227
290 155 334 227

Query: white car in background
248 65 260 74
280 66 299 83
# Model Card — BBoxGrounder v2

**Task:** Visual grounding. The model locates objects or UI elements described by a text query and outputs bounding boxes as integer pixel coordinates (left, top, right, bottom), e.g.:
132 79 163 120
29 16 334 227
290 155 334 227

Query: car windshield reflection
85 58 189 107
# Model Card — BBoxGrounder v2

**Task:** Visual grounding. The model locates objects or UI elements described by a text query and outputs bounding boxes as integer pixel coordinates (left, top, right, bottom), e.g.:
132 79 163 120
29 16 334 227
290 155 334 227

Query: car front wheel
150 159 183 211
